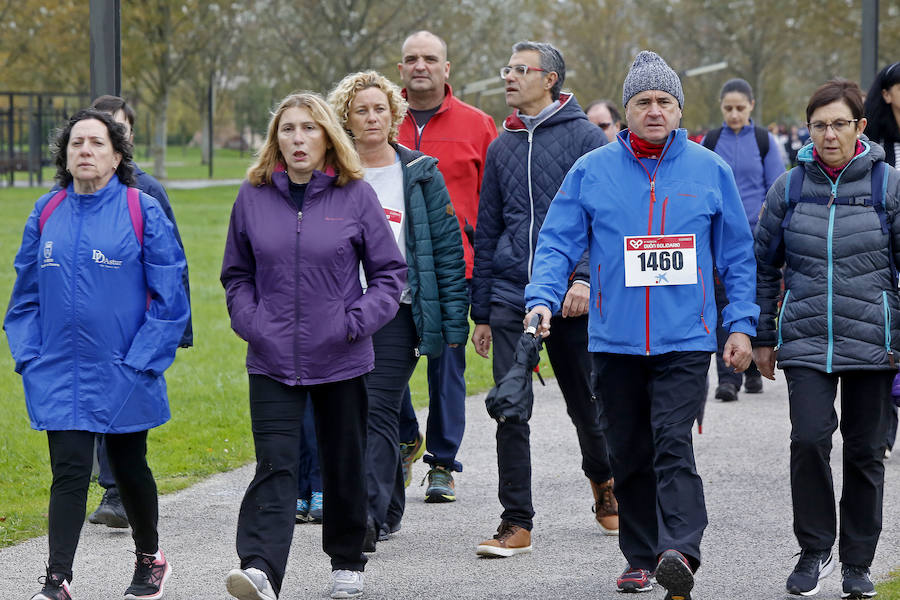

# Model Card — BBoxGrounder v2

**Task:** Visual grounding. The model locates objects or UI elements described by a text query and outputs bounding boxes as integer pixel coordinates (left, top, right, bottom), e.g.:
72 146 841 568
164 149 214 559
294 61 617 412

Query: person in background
701 78 784 402
865 61 900 462
5 108 189 600
754 79 900 599
78 94 193 531
471 40 616 559
221 91 406 600
329 70 468 550
395 30 497 505
295 400 323 524
585 99 623 143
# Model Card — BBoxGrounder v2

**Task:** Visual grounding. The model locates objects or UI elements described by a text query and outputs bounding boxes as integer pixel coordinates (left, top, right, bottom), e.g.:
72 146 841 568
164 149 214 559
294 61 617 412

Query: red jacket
399 84 497 278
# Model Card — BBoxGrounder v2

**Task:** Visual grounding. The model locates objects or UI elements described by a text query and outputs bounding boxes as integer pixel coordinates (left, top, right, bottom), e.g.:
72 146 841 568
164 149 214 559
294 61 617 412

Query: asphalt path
2 363 899 599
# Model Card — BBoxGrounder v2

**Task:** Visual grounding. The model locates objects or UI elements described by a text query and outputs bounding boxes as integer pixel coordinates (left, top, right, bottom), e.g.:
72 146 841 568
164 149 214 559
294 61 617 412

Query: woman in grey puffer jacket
753 79 900 598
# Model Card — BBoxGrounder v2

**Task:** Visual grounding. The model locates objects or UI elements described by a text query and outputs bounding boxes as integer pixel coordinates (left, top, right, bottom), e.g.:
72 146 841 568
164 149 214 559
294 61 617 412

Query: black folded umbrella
485 315 545 424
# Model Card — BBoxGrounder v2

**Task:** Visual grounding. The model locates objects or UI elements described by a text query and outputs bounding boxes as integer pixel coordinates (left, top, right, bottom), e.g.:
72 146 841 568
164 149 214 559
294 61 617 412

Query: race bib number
624 234 697 287
384 207 403 244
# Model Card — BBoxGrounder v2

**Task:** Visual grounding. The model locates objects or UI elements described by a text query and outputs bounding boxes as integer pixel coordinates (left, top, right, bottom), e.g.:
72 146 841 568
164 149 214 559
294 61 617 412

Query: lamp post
89 0 121 100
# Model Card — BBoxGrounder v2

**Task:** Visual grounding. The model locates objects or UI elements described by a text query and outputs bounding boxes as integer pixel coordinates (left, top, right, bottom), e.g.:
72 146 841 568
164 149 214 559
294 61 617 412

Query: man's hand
472 324 492 358
752 347 777 380
723 332 752 372
561 282 589 318
523 305 552 338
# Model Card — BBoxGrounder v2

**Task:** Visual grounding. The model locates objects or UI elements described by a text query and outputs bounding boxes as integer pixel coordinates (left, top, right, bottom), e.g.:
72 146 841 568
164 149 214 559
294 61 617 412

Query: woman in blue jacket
703 78 785 402
221 92 406 600
329 72 468 549
5 109 189 600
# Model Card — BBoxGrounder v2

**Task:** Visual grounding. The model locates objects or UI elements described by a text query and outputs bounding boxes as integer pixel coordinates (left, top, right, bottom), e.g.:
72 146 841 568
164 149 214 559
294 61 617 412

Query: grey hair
511 41 565 101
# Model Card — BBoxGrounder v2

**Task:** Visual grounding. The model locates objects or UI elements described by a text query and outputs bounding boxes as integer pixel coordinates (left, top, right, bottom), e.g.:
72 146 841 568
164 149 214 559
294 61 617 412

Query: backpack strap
38 187 144 248
38 189 68 233
754 126 770 172
762 167 804 264
870 161 897 285
701 127 722 151
127 187 144 247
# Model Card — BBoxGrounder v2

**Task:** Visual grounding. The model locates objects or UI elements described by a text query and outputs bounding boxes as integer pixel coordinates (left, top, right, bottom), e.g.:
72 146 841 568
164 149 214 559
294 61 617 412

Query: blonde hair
247 91 363 187
328 71 409 144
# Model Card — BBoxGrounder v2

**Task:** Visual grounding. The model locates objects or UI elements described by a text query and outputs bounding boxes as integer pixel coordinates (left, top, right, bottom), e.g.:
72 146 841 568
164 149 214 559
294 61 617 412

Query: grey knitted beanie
622 51 684 108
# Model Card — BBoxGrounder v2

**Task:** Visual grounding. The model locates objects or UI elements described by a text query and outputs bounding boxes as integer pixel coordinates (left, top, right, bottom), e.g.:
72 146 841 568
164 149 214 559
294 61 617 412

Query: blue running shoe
308 491 323 523
296 498 310 523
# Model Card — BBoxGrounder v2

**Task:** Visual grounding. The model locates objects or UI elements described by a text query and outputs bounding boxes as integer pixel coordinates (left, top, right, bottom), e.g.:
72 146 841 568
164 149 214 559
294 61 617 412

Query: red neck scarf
813 140 864 181
629 132 665 158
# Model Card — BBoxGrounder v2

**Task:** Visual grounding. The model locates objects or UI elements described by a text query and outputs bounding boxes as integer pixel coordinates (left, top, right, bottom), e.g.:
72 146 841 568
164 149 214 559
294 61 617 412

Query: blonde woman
221 91 406 600
328 73 467 550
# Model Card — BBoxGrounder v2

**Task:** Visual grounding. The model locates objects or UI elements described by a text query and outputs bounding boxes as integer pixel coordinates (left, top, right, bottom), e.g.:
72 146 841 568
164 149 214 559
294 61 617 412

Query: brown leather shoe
475 520 532 557
591 477 619 535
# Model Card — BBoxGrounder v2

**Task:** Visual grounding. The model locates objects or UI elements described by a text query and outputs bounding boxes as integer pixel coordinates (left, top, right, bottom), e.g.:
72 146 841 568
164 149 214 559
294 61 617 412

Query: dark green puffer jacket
395 143 468 357
754 138 900 372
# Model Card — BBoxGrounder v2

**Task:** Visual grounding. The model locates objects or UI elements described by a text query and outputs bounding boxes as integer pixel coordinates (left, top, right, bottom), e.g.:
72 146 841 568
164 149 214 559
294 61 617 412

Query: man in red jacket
392 30 496 510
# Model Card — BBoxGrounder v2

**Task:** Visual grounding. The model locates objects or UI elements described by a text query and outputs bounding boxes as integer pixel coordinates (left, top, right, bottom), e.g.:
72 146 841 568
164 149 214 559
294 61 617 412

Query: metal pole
208 72 214 179
90 0 122 99
861 0 879 92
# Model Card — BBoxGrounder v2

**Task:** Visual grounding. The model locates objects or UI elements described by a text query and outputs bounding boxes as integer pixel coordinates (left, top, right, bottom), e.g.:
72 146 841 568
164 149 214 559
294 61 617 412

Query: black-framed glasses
500 65 547 79
807 119 858 135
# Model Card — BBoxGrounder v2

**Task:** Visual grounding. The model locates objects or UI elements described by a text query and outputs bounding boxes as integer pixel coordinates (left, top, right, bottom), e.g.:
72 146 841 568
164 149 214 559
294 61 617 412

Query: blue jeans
297 399 322 498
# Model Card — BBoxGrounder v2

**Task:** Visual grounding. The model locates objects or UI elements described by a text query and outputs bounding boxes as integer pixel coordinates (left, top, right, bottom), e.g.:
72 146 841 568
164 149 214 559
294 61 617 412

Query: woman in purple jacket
221 92 406 600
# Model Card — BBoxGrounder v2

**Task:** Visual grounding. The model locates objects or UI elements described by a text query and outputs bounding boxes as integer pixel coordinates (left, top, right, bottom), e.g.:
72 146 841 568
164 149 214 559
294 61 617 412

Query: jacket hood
503 93 586 132
796 135 884 183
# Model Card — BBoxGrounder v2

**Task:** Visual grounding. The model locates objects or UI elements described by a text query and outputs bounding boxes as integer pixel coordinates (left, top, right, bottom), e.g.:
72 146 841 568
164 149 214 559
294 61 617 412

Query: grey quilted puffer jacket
754 138 900 372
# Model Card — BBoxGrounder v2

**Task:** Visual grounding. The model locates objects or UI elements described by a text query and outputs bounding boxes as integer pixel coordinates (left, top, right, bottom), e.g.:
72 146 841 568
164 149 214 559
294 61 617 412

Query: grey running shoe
225 567 277 600
331 570 364 599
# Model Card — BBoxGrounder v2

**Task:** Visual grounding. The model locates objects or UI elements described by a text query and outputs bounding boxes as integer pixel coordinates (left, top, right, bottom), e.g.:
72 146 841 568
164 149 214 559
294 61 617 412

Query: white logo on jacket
41 241 60 269
92 249 123 268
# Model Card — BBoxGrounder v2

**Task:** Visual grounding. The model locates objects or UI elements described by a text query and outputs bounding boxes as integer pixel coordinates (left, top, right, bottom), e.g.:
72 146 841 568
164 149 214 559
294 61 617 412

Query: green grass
0 183 510 548
879 568 900 598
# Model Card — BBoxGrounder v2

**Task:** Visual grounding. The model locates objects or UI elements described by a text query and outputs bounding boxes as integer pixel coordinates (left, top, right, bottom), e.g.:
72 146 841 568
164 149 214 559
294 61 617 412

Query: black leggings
47 430 158 582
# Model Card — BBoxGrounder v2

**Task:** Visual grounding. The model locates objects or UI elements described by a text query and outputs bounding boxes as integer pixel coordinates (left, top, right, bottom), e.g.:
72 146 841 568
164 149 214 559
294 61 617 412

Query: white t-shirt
362 155 412 304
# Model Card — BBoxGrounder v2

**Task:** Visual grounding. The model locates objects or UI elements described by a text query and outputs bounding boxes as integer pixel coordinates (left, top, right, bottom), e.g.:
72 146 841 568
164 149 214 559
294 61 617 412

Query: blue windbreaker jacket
525 128 758 355
4 176 189 433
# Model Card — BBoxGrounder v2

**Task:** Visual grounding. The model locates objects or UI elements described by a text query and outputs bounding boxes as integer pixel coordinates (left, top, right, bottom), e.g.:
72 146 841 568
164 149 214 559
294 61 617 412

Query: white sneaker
226 567 277 600
331 570 364 599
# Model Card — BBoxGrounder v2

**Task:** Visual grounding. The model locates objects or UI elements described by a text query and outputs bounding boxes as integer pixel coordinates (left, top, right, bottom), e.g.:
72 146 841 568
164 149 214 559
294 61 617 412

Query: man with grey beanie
524 50 758 599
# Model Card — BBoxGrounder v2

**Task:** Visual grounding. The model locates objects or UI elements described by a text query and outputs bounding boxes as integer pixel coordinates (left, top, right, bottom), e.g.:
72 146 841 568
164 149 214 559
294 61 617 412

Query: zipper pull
889 350 895 369
296 210 303 233
827 192 835 208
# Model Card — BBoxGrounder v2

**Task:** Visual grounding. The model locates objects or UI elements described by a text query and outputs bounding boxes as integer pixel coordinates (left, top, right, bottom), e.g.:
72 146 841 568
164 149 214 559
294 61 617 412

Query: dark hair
864 62 900 144
805 78 865 124
91 94 136 129
585 100 621 124
511 41 565 101
53 109 135 188
720 78 754 102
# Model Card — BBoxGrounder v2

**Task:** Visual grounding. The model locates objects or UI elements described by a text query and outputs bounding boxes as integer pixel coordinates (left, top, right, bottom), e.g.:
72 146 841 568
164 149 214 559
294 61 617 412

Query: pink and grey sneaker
31 568 73 600
124 548 172 600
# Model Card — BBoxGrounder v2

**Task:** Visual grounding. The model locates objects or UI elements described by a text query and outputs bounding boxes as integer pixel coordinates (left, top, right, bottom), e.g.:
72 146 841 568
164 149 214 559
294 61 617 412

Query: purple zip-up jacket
221 169 407 386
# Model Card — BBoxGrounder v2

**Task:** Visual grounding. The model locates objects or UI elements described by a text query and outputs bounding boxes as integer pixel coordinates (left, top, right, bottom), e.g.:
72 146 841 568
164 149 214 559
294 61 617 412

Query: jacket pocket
698 267 710 334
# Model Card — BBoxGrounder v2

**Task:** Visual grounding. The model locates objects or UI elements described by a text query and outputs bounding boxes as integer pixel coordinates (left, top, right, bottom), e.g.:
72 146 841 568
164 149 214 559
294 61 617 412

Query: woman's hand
752 346 777 380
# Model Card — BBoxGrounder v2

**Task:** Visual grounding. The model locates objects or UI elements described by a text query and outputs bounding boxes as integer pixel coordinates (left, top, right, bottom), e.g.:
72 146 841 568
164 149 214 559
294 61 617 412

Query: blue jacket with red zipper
525 128 758 355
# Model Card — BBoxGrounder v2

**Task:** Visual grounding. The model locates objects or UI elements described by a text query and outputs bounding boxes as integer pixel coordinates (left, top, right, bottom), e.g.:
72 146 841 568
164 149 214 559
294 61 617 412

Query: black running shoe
786 548 834 596
31 567 72 600
88 487 129 528
124 549 172 600
743 372 763 393
841 564 876 598
655 550 693 600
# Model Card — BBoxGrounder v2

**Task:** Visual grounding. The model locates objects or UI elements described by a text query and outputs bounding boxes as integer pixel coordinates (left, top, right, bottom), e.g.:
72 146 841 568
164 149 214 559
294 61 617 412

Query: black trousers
365 305 419 532
237 374 367 595
591 351 709 572
489 303 612 530
784 367 894 566
47 429 158 582
714 270 759 386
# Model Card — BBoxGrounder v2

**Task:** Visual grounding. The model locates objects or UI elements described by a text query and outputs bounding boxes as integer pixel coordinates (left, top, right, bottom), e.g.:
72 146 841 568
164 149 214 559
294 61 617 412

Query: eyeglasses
500 65 547 79
807 119 858 135
597 122 613 130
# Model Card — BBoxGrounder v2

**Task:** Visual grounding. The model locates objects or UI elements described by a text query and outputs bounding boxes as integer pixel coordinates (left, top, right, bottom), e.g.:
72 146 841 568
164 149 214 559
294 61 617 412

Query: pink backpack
39 187 143 245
